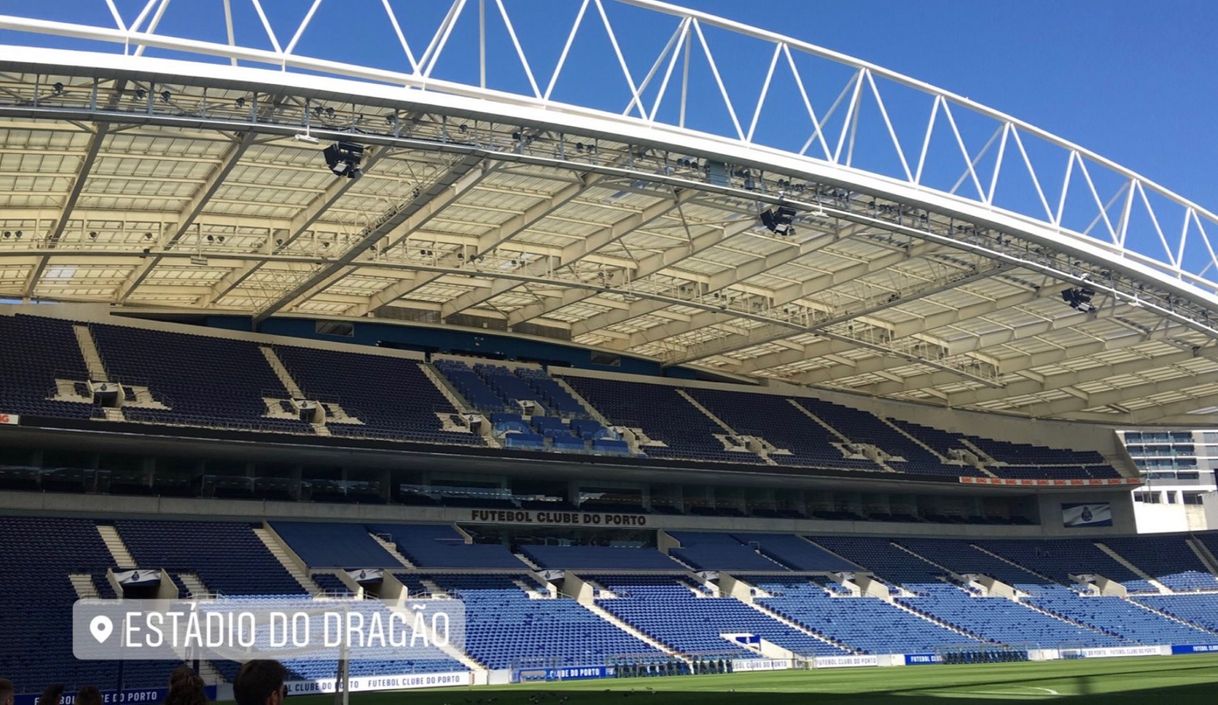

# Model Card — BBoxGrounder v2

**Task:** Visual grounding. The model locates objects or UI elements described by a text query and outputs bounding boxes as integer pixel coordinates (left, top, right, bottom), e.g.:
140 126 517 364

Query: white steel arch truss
0 0 1211 290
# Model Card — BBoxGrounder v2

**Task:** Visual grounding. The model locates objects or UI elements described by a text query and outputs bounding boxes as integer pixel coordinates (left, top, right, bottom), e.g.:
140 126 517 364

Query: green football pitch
273 653 1218 705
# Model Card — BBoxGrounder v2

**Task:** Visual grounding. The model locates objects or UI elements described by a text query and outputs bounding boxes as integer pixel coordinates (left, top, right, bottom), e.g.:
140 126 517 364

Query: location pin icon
90 615 114 644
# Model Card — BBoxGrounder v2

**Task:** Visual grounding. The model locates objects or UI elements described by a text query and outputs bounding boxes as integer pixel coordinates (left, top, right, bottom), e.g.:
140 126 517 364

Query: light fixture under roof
760 205 797 236
322 141 364 178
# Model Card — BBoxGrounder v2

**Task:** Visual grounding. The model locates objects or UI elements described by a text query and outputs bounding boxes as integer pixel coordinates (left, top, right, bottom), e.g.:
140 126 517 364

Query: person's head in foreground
166 665 208 705
0 678 14 705
38 685 63 705
74 686 101 705
234 660 287 705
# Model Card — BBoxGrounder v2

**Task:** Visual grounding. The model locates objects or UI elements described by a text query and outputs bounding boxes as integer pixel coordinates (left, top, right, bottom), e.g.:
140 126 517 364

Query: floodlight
322 141 365 178
760 205 797 236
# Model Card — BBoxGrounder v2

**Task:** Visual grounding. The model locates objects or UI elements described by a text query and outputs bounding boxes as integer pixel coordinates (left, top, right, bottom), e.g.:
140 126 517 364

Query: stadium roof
0 0 1216 425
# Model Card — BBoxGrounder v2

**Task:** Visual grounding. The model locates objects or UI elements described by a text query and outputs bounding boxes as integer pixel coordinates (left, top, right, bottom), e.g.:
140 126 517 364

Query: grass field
272 654 1218 704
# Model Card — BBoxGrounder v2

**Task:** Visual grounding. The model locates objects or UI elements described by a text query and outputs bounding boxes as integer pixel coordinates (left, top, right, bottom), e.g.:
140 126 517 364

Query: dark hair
233 660 286 705
75 687 102 705
165 667 207 705
167 666 195 690
38 685 64 705
0 679 14 704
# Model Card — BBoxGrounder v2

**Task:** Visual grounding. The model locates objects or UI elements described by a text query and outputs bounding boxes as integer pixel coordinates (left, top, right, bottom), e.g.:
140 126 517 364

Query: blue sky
2 0 1216 276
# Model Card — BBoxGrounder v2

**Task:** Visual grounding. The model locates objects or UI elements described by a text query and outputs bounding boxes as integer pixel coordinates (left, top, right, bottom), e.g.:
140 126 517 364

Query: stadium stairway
369 532 417 568
883 418 948 462
177 573 211 599
69 573 99 599
72 324 109 382
97 523 137 568
675 389 734 436
565 576 692 664
786 399 900 473
1190 538 1218 575
1094 542 1169 594
1125 599 1218 636
421 362 475 415
959 439 999 465
747 600 856 653
70 324 127 422
885 593 991 642
419 362 499 447
552 376 614 427
259 347 332 437
969 543 1060 585
787 399 851 443
675 390 774 465
728 581 859 654
890 541 964 583
418 578 450 598
253 526 322 595
382 600 488 673
260 346 305 398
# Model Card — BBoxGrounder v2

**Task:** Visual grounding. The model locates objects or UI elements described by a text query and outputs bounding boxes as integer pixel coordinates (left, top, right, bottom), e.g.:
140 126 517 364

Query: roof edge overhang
0 45 1213 321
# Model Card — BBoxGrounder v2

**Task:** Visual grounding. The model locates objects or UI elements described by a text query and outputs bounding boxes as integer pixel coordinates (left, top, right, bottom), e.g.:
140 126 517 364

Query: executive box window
316 320 355 337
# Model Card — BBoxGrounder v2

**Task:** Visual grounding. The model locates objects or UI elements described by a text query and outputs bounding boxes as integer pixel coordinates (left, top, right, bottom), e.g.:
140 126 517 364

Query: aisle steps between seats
97 524 136 568
253 526 321 595
370 533 416 568
1095 542 1169 594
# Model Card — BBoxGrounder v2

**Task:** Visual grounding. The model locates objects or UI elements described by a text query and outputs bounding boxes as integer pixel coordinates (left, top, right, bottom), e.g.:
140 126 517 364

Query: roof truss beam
481 188 705 326
21 122 109 298
22 79 130 298
946 345 1218 409
1074 398 1218 425
198 146 392 306
619 239 942 351
866 325 1190 401
251 154 489 322
568 221 869 339
734 286 1053 377
114 130 258 303
352 172 609 318
669 260 1013 365
1015 370 1218 419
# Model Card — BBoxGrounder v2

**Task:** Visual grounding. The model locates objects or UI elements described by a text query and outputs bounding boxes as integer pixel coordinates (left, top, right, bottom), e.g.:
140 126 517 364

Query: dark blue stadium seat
563 377 763 465
0 315 95 420
275 346 481 446
271 521 399 568
0 316 1129 483
521 545 683 571
1100 536 1218 592
734 533 858 571
3 512 1218 691
515 368 587 417
0 516 178 693
426 573 664 668
434 359 510 413
685 388 882 471
369 524 525 569
91 323 312 434
666 532 790 572
115 519 305 595
756 576 975 653
593 574 846 658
